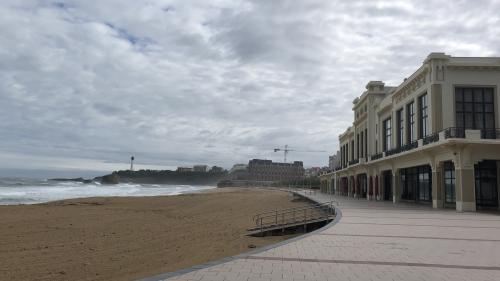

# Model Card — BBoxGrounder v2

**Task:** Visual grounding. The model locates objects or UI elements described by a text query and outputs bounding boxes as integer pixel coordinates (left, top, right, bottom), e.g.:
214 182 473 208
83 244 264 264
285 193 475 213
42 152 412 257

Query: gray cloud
1 0 500 174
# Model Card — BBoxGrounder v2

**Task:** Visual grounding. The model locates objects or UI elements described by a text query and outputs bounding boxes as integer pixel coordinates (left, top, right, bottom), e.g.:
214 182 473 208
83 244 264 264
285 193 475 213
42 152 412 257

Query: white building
321 53 500 212
193 165 208 172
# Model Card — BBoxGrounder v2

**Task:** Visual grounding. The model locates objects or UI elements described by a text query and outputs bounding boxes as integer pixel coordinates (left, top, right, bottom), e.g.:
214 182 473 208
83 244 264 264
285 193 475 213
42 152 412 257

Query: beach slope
0 188 308 281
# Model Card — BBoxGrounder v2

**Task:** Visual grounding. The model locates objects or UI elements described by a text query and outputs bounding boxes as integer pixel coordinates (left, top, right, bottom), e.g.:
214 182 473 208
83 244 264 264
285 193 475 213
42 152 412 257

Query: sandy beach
0 187 309 281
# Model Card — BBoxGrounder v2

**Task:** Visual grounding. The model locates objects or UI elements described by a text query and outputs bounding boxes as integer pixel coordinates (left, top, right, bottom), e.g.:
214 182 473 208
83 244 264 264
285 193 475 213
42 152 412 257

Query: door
384 171 392 201
475 160 498 208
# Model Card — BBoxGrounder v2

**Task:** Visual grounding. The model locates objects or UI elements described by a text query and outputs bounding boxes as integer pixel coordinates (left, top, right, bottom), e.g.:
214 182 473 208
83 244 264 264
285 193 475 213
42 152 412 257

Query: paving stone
161 191 500 281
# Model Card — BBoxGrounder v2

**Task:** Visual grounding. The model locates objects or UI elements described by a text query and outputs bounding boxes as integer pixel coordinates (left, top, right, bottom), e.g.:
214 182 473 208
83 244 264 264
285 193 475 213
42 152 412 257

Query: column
348 177 352 197
497 161 500 210
368 175 373 201
455 166 476 212
354 176 359 198
377 174 382 201
432 163 443 209
392 169 400 203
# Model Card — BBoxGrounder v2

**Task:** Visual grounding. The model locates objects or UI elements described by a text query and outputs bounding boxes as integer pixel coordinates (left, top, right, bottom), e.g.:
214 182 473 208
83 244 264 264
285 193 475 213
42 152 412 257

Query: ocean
0 177 216 205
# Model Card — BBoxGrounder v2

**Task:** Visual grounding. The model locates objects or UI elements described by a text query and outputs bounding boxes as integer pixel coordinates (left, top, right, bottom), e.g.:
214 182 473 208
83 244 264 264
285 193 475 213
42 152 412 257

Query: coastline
0 179 217 205
0 187 310 281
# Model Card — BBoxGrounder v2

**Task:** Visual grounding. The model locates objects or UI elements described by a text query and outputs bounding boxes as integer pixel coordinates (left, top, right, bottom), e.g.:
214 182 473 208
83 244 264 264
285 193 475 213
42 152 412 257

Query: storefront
400 165 432 203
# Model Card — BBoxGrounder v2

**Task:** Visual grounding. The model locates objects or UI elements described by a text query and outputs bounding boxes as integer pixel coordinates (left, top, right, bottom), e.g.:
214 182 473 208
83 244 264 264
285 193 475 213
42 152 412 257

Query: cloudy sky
1 0 500 176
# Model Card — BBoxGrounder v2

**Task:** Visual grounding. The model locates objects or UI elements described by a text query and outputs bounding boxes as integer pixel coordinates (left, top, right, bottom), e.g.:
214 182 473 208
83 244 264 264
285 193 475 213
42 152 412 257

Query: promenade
147 191 500 281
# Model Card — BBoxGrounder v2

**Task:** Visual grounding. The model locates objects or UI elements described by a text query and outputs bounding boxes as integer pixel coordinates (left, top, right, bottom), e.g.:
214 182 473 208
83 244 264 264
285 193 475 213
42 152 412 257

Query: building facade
193 165 208 172
229 164 249 180
305 167 322 178
320 53 500 212
248 159 304 182
176 167 193 172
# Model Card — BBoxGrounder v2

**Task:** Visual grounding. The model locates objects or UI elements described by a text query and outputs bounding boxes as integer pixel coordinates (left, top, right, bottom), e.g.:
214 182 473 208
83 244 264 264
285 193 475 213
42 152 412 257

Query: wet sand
0 187 309 281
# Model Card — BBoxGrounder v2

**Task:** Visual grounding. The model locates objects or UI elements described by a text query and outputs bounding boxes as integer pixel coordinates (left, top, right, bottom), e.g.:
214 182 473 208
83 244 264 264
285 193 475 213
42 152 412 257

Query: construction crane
273 145 326 163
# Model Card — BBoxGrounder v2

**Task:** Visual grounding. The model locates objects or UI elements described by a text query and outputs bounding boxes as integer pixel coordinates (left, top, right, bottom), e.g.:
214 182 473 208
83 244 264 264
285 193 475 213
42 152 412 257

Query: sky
1 0 500 176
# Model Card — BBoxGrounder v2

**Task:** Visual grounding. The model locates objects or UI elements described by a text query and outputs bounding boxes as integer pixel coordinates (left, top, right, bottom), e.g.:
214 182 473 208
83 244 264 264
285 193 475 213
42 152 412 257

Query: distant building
209 166 225 173
176 167 193 172
305 167 321 178
328 152 340 169
193 165 208 172
229 164 247 173
229 164 249 180
247 159 304 182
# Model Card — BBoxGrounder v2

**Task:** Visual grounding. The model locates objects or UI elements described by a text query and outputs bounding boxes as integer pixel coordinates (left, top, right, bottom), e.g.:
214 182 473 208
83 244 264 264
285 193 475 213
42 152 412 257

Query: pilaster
392 169 400 203
432 162 443 209
455 167 476 212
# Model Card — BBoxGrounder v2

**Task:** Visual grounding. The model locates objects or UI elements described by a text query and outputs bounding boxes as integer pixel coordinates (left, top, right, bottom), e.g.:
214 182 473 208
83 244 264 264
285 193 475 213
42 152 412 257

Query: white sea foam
0 178 215 205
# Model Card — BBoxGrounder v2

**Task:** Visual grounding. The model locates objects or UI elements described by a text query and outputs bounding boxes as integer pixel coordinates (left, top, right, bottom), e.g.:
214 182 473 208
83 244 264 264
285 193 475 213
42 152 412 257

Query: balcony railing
348 159 359 166
401 140 419 152
337 127 498 167
370 152 383 161
423 132 439 145
444 127 465 139
385 147 399 156
481 129 500 139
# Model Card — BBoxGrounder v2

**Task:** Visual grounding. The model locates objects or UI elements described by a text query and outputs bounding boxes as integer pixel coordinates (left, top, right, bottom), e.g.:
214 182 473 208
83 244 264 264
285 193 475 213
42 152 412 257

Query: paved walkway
150 191 500 281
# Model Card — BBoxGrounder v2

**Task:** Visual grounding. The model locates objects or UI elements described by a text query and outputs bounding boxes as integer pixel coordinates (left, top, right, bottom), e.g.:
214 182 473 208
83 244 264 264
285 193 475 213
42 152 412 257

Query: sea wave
0 178 216 205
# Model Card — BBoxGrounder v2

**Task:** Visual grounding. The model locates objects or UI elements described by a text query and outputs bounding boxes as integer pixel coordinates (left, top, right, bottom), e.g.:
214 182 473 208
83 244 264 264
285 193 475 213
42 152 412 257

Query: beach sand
0 187 310 281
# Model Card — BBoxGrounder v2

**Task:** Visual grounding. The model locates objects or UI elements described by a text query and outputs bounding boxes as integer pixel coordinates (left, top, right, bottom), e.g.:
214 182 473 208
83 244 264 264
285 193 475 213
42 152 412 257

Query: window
400 165 432 202
418 168 431 201
360 131 364 158
444 161 455 204
364 128 368 159
455 87 495 130
475 160 498 207
356 133 360 159
419 93 429 138
342 146 345 167
383 118 392 152
351 140 354 160
406 102 415 143
396 108 404 147
346 143 349 163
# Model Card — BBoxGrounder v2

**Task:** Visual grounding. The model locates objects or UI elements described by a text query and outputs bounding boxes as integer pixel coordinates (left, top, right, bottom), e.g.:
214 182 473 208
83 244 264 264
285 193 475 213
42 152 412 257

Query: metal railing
370 152 383 161
402 140 419 151
252 201 335 232
481 128 500 139
385 147 399 156
348 159 359 166
423 132 440 145
444 127 465 139
386 140 419 157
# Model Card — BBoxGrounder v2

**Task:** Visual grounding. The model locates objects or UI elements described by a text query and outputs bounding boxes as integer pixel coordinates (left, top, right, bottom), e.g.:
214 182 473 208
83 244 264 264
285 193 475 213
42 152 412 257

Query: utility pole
130 156 134 171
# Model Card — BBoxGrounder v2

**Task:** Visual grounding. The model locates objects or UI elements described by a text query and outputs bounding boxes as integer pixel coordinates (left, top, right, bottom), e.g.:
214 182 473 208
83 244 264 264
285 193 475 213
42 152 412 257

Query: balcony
401 140 419 152
423 132 439 145
481 129 500 139
370 152 383 161
444 127 465 139
385 147 399 157
348 159 359 166
341 127 500 166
